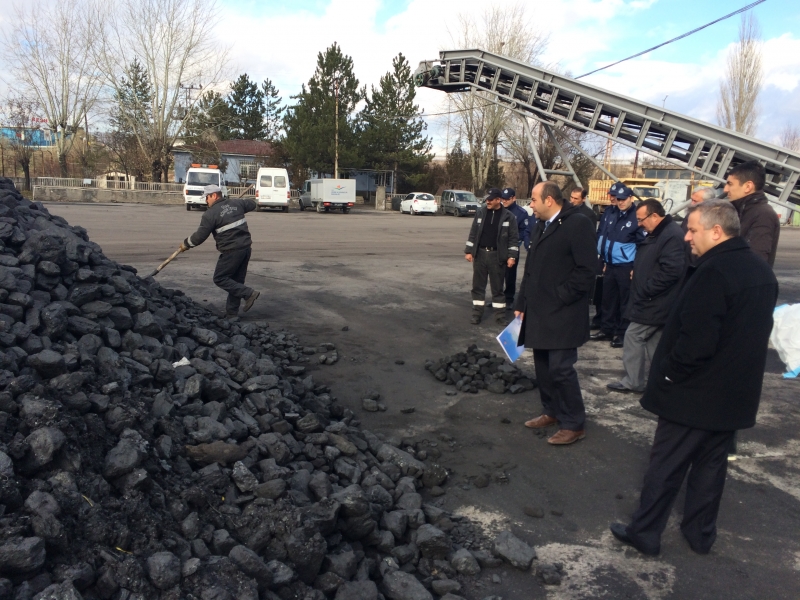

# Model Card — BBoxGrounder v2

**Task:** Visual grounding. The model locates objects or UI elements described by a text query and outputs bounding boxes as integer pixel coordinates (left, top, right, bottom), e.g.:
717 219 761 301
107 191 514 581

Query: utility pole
334 75 339 179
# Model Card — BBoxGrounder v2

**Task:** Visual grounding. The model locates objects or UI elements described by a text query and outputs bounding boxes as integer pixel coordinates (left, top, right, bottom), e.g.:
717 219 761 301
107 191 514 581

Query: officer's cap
501 187 516 200
613 185 634 200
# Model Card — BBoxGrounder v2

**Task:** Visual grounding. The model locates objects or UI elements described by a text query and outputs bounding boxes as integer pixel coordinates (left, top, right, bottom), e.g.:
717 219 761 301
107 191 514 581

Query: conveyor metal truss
415 50 800 209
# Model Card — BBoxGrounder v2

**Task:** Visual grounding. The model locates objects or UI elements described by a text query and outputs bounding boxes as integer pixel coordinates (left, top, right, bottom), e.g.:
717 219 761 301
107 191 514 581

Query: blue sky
212 0 800 153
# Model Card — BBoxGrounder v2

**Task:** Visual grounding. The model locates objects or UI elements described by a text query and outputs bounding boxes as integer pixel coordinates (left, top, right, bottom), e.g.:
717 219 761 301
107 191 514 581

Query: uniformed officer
500 187 529 308
180 185 260 319
465 188 519 325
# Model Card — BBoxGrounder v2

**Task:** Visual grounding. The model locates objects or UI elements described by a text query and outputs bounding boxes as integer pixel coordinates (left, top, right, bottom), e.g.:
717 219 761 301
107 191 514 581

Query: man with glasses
607 199 687 393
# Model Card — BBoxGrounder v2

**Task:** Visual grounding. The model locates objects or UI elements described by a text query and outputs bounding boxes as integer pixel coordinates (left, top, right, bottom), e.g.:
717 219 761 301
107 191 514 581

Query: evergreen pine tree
361 53 432 192
261 78 284 143
228 74 267 140
283 42 364 175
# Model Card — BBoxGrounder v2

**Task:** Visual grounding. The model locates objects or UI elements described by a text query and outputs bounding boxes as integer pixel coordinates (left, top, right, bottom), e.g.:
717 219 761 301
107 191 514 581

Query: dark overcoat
731 192 780 267
641 237 778 431
514 205 598 349
625 215 687 326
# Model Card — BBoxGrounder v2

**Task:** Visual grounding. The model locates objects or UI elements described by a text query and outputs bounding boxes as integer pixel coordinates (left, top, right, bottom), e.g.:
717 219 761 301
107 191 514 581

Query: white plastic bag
770 304 800 378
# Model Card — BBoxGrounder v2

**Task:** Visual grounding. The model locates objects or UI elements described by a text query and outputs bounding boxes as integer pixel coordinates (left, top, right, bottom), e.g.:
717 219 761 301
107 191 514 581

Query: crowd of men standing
465 159 781 556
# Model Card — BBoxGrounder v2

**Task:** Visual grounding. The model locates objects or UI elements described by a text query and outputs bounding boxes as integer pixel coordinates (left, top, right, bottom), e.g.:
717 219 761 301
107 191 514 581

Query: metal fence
31 178 304 199
34 177 185 193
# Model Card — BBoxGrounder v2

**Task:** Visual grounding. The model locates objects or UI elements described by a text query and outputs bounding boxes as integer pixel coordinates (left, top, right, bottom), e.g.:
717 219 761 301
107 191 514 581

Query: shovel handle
148 247 184 278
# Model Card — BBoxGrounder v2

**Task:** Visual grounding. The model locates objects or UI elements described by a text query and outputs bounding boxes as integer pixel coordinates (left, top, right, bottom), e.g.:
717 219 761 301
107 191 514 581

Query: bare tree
780 124 800 152
90 0 230 182
717 13 763 136
2 0 102 177
0 97 44 191
446 3 548 192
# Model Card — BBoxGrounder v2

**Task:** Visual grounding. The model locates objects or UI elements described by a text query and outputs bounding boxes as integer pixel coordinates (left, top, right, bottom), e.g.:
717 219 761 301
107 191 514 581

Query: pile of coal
0 179 539 600
424 346 537 395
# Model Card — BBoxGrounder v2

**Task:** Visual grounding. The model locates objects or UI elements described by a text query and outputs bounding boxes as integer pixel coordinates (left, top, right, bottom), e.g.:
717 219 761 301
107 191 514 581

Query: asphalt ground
45 202 800 600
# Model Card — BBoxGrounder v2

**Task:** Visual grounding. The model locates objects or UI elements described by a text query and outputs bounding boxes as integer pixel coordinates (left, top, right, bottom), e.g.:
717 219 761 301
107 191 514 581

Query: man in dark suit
514 181 598 445
610 199 778 555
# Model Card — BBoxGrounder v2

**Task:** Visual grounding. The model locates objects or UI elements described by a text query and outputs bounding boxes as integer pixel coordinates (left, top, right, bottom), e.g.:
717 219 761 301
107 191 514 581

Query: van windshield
187 171 220 186
455 192 477 203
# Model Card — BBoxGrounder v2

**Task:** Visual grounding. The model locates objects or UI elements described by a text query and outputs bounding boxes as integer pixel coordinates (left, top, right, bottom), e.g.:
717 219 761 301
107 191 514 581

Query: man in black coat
514 182 598 445
607 200 686 394
610 200 778 556
465 188 519 325
725 160 781 267
569 187 598 231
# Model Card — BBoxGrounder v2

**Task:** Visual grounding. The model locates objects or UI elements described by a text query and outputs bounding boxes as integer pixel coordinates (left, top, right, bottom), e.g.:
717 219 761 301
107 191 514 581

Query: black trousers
601 263 633 336
471 249 505 311
627 418 733 554
213 247 253 315
591 275 603 326
533 348 585 431
504 244 521 304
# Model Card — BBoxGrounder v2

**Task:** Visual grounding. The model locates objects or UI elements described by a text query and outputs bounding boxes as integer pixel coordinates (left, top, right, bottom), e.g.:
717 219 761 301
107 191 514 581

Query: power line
575 0 767 79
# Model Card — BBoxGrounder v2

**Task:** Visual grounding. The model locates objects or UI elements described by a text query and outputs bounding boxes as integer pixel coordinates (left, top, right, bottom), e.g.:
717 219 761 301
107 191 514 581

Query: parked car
400 193 437 215
441 189 480 217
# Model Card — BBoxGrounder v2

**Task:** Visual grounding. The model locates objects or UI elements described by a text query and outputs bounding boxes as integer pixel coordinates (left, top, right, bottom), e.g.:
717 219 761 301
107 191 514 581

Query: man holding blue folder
514 181 598 445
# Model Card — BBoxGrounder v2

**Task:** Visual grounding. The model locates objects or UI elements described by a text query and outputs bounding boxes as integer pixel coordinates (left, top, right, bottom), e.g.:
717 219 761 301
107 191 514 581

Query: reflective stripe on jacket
187 197 257 253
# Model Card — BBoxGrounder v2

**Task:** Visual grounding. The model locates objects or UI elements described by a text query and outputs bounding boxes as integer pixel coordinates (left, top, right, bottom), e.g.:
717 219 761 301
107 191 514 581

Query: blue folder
496 315 526 363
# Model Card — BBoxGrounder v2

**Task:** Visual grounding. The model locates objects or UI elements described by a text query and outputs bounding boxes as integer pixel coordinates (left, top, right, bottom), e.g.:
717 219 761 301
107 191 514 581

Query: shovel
147 184 256 278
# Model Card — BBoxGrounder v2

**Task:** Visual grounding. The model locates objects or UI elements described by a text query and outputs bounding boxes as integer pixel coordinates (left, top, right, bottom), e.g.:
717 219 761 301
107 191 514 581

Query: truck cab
184 165 227 210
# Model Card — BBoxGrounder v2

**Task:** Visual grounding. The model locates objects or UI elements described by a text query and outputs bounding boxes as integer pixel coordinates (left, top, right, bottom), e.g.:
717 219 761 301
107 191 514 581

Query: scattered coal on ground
424 347 537 395
0 179 545 600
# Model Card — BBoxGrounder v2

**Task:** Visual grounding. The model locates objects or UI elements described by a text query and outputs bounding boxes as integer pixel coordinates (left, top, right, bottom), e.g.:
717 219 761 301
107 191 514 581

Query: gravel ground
45 202 800 600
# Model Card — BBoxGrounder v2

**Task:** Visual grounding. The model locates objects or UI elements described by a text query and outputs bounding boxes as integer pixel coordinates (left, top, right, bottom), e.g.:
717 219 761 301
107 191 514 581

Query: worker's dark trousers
626 418 733 554
213 247 253 315
601 263 633 337
471 249 505 311
504 244 522 305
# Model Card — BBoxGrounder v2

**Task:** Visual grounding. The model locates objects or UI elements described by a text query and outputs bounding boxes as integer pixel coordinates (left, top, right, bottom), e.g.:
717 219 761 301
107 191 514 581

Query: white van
255 167 291 212
184 164 227 211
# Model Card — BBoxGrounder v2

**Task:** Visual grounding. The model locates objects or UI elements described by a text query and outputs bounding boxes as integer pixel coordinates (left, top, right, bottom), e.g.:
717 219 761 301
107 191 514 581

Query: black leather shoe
610 523 660 556
610 336 624 348
590 322 602 331
590 332 611 341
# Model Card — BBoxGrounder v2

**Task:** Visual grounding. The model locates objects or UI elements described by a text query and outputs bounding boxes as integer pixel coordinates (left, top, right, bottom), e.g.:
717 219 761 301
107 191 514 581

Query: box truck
298 179 355 213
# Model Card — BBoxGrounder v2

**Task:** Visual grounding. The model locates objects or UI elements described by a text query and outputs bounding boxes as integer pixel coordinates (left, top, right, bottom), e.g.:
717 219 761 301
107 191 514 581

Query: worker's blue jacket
506 203 530 247
597 204 645 265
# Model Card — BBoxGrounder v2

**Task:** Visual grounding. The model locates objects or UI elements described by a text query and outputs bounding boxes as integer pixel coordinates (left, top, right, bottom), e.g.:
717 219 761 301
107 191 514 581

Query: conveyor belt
415 49 800 207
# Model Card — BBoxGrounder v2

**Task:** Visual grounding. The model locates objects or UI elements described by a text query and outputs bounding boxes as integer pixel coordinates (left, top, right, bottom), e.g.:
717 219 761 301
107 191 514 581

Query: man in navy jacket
501 187 529 307
591 185 645 347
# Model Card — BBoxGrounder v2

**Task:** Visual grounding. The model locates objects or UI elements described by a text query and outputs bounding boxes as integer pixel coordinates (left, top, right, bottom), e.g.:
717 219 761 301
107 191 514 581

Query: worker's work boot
494 308 507 325
243 290 260 312
470 308 482 325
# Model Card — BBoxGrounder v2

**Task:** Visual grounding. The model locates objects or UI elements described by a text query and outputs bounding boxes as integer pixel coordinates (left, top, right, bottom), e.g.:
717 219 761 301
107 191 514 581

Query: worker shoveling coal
175 184 260 321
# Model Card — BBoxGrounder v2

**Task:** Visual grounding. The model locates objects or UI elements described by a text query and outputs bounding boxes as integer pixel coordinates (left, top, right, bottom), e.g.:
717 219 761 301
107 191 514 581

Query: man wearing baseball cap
500 187 529 309
180 184 260 319
592 184 645 347
465 188 519 325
